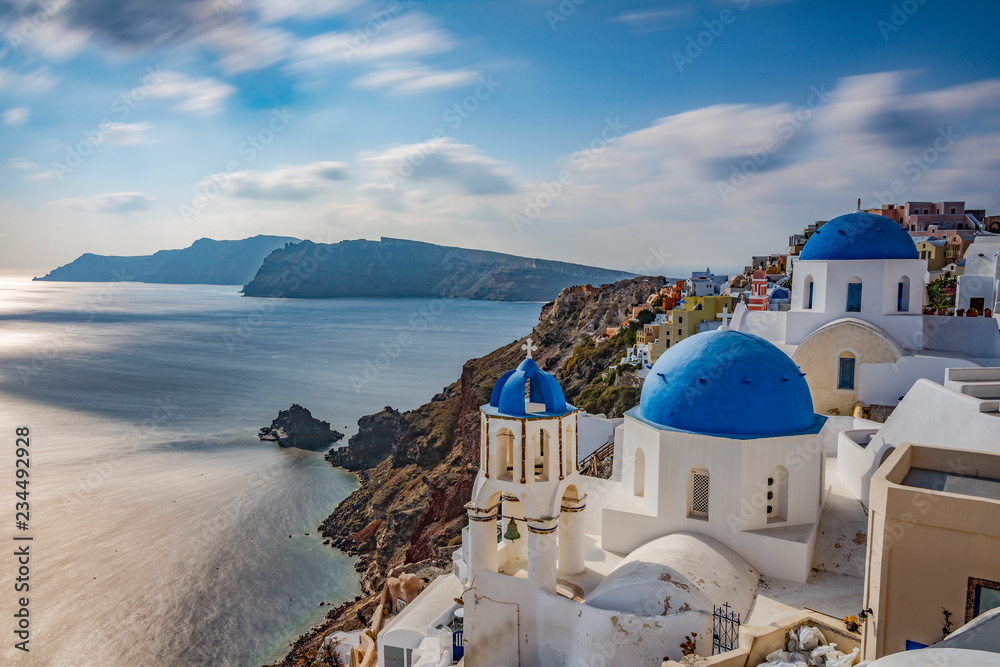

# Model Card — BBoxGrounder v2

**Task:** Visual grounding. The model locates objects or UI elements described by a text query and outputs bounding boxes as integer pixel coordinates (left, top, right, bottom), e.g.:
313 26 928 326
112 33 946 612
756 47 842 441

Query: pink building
867 201 984 234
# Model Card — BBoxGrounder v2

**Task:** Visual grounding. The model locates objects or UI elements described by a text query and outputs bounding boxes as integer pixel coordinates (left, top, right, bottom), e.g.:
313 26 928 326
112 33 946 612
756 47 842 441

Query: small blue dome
799 211 918 261
490 358 567 416
638 330 815 437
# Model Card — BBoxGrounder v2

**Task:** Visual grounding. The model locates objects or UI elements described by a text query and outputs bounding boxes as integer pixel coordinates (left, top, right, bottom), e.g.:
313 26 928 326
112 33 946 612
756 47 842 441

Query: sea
0 277 541 666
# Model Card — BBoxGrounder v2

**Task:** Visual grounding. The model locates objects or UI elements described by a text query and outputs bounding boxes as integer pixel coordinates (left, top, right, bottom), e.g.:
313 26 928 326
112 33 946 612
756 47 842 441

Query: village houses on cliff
333 203 1000 667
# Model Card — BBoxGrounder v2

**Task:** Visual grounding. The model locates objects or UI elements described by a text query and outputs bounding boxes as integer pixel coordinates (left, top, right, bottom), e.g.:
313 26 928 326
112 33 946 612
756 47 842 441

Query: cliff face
241 237 636 301
35 235 299 284
274 277 666 666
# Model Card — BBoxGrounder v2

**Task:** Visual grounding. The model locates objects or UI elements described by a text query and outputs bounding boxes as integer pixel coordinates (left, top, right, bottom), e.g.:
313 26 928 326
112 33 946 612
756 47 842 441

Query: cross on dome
521 337 538 359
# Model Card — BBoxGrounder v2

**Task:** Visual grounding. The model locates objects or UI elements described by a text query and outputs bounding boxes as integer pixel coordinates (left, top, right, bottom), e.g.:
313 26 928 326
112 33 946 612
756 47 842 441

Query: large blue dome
638 330 816 437
490 357 568 416
799 210 918 261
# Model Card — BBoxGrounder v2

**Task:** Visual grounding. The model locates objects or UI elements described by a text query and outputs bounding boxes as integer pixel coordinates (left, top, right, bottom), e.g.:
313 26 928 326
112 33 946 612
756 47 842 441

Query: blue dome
799 211 918 261
638 330 815 437
490 358 568 416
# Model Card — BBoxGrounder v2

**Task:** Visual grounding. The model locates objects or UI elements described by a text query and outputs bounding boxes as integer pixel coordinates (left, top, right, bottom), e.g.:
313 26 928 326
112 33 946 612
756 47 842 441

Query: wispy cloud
53 191 156 214
147 71 235 113
3 106 29 125
362 139 517 195
353 64 480 94
199 161 350 200
609 6 695 32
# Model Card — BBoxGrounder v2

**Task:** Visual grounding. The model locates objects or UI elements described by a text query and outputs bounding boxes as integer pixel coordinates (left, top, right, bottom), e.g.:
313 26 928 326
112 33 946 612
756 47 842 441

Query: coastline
267 277 666 666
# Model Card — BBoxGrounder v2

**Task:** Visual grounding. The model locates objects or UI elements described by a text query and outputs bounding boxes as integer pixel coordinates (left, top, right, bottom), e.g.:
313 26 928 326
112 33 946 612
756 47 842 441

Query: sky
1 0 999 276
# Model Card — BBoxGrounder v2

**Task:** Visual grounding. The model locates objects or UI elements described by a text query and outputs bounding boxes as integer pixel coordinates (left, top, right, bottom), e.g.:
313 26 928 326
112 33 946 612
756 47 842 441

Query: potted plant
957 309 965 317
986 308 993 318
968 308 979 317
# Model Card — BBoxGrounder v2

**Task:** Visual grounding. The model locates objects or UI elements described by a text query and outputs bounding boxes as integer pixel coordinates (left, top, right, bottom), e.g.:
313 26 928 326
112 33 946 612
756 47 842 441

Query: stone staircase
945 367 1000 414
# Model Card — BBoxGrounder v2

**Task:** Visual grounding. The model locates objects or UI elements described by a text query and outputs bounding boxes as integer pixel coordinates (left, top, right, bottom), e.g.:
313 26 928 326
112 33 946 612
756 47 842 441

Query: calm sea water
0 277 540 666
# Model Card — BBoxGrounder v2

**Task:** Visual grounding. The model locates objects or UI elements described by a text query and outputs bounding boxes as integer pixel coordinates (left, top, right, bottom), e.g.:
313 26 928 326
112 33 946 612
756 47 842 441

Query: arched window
535 428 549 481
497 428 514 481
838 352 856 390
846 278 862 312
633 448 645 497
897 276 910 312
688 465 709 519
564 423 575 473
767 466 788 522
803 275 814 310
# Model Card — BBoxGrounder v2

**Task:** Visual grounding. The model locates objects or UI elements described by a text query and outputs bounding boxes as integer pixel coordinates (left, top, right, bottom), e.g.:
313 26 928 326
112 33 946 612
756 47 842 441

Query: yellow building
647 295 735 364
863 443 1000 660
915 239 948 271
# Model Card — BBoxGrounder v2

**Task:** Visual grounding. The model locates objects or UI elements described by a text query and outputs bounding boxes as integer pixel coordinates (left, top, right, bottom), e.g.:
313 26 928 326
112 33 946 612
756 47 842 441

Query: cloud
53 192 156 213
102 121 155 145
289 12 457 71
146 70 235 113
198 20 296 74
7 157 37 170
609 6 696 32
3 107 29 125
201 161 350 200
0 67 58 94
352 64 480 94
362 139 517 195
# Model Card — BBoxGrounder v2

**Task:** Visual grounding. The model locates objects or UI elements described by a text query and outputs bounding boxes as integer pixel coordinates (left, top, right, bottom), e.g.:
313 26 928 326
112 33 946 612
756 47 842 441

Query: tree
636 309 656 325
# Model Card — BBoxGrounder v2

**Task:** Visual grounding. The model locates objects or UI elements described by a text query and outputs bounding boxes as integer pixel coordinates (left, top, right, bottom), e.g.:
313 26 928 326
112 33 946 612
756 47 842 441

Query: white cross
521 337 538 359
719 305 732 329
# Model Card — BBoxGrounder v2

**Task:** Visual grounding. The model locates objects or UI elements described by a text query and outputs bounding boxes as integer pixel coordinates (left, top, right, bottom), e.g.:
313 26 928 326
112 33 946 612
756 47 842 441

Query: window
767 466 789 522
633 449 645 497
497 428 514 480
897 277 910 312
967 578 1000 622
951 207 957 214
689 466 710 519
847 281 863 312
803 276 814 310
838 355 856 390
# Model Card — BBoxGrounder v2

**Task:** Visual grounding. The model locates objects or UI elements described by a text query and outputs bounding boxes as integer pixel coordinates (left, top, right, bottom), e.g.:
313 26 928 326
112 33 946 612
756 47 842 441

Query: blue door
847 283 862 312
839 357 855 390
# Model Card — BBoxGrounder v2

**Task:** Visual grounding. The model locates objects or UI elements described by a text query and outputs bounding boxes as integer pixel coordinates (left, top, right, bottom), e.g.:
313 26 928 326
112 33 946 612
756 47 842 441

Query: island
259 404 344 450
35 235 299 285
242 237 636 302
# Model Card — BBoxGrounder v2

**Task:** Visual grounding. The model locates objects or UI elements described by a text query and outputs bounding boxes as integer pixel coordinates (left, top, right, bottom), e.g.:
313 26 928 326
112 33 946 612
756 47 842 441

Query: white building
730 209 1000 416
956 234 1000 313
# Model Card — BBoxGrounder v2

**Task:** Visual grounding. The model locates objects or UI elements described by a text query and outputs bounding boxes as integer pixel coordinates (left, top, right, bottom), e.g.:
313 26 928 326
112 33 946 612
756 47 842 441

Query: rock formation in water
259 404 344 450
325 407 402 471
241 237 636 302
269 276 668 666
35 235 299 285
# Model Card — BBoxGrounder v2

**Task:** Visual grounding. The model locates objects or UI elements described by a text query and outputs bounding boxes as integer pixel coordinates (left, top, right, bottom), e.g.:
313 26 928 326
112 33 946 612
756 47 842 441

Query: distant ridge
35 235 300 285
242 237 637 302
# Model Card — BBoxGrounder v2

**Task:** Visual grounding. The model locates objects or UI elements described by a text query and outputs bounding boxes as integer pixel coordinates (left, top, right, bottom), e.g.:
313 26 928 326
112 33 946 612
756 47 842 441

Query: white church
729 209 1000 415
366 211 1000 667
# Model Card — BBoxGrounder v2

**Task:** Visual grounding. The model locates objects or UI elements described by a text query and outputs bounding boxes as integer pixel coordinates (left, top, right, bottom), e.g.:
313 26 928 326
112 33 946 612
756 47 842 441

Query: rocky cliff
36 235 299 284
271 276 666 666
241 237 636 301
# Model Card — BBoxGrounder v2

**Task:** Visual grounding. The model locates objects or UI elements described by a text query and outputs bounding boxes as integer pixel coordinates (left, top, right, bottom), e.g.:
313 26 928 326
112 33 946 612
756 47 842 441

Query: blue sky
2 0 999 275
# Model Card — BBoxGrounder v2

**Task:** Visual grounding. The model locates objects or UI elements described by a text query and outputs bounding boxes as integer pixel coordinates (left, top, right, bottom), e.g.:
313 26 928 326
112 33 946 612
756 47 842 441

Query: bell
503 517 521 541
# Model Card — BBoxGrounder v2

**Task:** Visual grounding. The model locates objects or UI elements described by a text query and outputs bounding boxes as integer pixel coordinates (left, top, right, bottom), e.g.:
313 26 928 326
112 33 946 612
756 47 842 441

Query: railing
578 439 614 473
713 602 741 654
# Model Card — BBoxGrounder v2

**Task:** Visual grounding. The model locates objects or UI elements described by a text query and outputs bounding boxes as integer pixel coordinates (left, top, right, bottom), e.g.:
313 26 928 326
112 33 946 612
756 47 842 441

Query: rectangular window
691 473 710 517
968 578 1000 621
897 282 907 312
807 282 814 309
839 357 856 390
847 283 862 312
